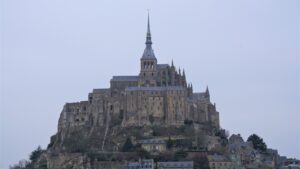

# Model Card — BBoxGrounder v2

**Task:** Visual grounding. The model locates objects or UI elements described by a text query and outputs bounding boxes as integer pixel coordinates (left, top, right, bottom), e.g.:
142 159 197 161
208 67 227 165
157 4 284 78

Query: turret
205 86 210 101
182 69 187 87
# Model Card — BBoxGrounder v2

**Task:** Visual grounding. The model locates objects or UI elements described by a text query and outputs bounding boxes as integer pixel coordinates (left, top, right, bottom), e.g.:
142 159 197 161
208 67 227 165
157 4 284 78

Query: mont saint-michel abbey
59 15 220 131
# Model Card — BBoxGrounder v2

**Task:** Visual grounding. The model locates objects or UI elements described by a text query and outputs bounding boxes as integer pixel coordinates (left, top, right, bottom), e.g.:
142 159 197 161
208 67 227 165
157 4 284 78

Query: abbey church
58 15 220 131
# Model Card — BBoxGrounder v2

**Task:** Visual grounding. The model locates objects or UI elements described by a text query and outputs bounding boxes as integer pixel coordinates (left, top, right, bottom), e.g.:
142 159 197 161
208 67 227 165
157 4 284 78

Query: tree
247 134 267 152
166 136 173 149
121 137 134 152
149 115 154 124
29 146 44 162
9 159 30 169
136 148 151 158
174 150 188 160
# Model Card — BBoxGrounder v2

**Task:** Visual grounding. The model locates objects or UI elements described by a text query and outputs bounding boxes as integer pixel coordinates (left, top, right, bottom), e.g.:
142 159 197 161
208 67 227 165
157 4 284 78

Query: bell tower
139 12 157 86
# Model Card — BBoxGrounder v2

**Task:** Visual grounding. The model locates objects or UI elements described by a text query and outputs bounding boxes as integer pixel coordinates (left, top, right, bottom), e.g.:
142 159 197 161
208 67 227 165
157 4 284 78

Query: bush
184 119 193 125
47 135 56 149
30 146 44 162
174 150 187 160
121 138 134 152
247 134 267 152
136 148 151 159
9 160 30 169
166 136 173 149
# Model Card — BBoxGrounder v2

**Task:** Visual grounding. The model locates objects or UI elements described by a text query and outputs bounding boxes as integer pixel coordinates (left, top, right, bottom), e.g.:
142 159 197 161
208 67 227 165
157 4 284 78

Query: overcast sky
1 0 299 168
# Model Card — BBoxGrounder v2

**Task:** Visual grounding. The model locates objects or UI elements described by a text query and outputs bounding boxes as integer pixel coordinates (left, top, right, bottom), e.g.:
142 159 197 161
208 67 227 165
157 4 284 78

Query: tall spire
146 10 152 45
142 11 156 59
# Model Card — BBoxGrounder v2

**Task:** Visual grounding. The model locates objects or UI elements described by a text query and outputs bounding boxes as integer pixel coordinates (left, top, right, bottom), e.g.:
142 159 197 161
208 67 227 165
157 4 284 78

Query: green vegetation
149 115 154 124
247 134 267 152
29 146 44 162
47 135 56 149
166 136 173 149
10 146 47 169
136 147 151 159
184 119 193 125
121 137 134 152
214 129 229 146
174 150 188 160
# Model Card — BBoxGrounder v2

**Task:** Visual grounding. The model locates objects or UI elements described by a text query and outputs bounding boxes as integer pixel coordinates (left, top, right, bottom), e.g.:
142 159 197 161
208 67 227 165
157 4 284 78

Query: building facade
138 139 167 153
207 154 232 169
124 159 154 169
157 161 194 169
58 15 220 133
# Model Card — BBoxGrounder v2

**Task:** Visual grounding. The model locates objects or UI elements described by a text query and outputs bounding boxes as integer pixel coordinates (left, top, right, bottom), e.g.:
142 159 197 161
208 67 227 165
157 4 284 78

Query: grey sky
1 0 299 168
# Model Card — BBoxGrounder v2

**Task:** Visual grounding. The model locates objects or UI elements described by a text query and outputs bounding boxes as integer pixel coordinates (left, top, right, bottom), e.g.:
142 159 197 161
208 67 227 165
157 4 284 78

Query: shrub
121 138 134 152
247 134 267 152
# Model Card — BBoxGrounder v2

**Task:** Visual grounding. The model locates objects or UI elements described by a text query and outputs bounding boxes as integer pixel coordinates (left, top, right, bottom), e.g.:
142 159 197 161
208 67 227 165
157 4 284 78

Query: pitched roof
157 64 169 70
125 86 185 91
157 161 193 168
138 139 166 144
111 76 139 82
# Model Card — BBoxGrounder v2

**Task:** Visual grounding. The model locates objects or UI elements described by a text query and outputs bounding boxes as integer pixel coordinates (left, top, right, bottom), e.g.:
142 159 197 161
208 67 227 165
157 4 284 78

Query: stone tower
139 13 157 87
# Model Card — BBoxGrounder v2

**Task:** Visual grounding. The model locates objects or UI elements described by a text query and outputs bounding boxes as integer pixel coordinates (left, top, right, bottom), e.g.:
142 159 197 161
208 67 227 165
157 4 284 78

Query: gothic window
151 72 153 76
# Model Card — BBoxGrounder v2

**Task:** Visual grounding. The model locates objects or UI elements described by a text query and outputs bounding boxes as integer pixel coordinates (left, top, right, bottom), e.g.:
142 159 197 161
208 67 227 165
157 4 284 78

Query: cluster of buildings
58 14 219 135
206 134 300 169
130 135 300 169
124 159 193 169
49 14 300 169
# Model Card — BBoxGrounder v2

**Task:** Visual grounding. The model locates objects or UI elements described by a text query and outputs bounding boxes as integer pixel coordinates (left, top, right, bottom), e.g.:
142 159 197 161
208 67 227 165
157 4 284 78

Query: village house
157 161 193 169
207 154 232 169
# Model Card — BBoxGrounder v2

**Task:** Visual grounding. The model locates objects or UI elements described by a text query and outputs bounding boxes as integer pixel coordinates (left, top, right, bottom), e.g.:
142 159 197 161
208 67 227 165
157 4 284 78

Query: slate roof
192 92 208 101
125 159 153 169
92 88 110 93
138 139 166 145
207 154 231 162
157 64 169 70
142 46 156 59
157 161 193 168
111 76 139 82
125 86 185 91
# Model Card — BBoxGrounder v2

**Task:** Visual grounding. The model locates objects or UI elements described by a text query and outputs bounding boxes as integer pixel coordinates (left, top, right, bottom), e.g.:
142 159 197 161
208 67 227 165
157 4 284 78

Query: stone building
58 14 220 133
157 161 194 169
138 139 167 153
124 159 154 169
207 154 232 169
